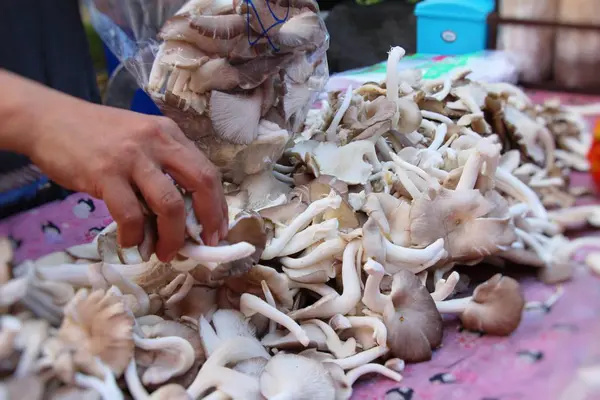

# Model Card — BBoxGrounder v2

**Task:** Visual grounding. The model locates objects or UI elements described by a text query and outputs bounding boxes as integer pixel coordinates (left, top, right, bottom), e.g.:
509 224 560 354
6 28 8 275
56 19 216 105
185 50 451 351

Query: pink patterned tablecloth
2 90 600 400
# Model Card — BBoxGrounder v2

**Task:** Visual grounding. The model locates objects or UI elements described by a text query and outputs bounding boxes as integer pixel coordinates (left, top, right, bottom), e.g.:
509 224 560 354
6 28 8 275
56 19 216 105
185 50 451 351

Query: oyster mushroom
362 259 443 362
436 274 525 335
40 288 134 382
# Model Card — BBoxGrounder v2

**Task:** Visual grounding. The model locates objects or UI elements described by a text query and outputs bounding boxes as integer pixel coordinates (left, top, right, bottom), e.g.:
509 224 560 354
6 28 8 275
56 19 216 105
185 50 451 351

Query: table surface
2 90 600 400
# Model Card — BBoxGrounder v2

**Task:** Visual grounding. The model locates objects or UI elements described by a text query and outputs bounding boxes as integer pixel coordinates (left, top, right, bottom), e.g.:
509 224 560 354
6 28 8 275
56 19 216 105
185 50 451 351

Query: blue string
245 0 290 52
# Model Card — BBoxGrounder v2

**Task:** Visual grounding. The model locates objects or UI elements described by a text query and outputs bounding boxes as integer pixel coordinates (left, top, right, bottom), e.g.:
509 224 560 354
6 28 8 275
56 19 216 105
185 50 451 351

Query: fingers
101 178 145 249
152 116 228 244
159 146 227 246
132 159 186 262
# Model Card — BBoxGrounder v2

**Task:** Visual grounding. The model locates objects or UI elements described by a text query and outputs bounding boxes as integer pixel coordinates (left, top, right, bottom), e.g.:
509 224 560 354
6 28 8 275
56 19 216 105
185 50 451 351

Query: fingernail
210 232 219 246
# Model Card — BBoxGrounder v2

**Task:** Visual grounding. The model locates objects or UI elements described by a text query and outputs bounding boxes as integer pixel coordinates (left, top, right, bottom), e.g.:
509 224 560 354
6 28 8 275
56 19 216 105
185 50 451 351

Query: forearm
0 69 67 156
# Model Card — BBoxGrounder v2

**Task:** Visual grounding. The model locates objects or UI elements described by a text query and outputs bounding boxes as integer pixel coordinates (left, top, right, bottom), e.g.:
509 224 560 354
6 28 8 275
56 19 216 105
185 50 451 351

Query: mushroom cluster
146 0 329 183
1 46 599 399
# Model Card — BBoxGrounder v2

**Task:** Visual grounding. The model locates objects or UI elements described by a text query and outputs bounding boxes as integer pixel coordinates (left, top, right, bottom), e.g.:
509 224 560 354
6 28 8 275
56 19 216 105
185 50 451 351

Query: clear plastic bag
86 0 329 182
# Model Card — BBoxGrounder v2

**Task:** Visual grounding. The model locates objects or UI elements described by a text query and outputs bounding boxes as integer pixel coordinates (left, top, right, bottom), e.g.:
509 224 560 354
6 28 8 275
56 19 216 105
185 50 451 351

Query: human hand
26 93 228 262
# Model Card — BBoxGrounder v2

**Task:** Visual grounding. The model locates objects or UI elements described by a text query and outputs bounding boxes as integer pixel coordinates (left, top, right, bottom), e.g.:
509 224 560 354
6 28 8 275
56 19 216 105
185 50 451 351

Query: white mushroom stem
325 346 390 370
0 315 21 358
165 274 194 307
287 240 362 320
384 238 446 269
435 297 472 314
307 319 356 359
125 359 150 400
388 153 439 188
385 358 406 373
421 110 454 125
345 363 403 386
240 293 310 346
495 168 548 219
279 219 339 257
74 360 124 400
186 366 260 399
178 242 255 264
262 192 343 260
342 316 387 347
199 316 221 357
428 123 448 151
289 281 339 298
515 228 550 263
386 47 406 104
280 238 346 269
548 206 600 230
327 85 353 142
431 271 460 301
362 258 390 314
261 281 278 334
387 158 421 199
456 151 484 191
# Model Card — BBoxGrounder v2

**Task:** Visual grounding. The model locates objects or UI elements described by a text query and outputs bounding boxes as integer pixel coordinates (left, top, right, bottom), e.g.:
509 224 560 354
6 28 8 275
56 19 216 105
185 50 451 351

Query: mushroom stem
456 151 484 191
288 281 339 297
261 281 278 334
74 361 124 400
0 316 21 358
273 164 295 174
240 293 310 346
362 258 390 314
125 359 150 400
186 366 260 399
421 110 454 125
327 85 354 142
388 153 439 188
386 47 406 104
343 316 387 347
435 297 471 314
179 242 256 264
280 238 345 269
386 157 422 199
272 171 294 185
287 240 362 320
431 271 460 302
279 219 339 257
325 346 390 370
307 319 356 359
199 316 222 357
345 363 403 386
262 192 342 260
428 123 448 151
495 168 548 219
384 238 446 269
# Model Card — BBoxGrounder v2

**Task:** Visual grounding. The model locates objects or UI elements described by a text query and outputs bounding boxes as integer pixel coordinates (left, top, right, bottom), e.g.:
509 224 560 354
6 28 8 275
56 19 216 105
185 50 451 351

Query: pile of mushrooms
2 45 600 399
146 0 328 183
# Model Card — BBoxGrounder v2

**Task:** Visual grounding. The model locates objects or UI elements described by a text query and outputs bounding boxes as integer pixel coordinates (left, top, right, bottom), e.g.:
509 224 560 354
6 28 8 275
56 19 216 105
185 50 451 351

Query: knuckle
158 190 184 216
119 209 144 230
199 167 220 187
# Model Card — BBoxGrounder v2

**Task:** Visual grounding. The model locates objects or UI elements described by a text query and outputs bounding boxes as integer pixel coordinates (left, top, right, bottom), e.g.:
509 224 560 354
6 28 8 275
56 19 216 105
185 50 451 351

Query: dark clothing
0 0 101 218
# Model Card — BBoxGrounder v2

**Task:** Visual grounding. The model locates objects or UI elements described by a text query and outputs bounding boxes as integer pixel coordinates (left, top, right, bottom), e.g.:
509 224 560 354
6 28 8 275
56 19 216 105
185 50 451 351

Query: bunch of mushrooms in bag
146 0 329 184
2 45 600 399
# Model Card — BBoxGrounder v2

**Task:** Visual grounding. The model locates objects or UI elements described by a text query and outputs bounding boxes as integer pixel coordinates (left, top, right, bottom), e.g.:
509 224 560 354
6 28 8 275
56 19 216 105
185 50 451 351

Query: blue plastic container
415 0 495 55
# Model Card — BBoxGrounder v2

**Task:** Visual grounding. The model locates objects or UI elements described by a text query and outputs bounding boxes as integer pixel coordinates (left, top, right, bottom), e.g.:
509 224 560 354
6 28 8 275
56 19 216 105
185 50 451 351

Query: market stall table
2 90 600 400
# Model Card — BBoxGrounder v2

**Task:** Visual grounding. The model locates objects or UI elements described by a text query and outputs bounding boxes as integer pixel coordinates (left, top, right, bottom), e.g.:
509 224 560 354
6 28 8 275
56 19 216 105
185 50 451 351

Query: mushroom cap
225 264 294 309
409 188 517 261
212 212 267 279
460 274 525 335
56 289 134 379
384 270 443 363
259 353 336 399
